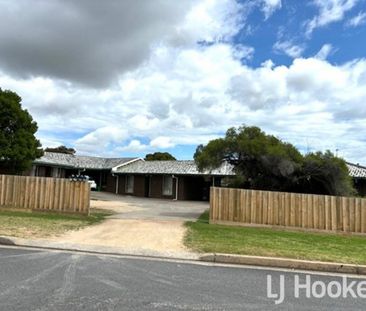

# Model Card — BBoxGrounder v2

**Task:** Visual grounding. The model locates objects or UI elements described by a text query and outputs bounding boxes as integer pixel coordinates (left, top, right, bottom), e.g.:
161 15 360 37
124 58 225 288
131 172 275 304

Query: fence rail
0 174 90 215
210 187 366 234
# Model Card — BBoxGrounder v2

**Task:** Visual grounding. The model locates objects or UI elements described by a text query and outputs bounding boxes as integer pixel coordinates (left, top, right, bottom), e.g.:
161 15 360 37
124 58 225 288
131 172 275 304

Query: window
125 175 134 193
162 175 173 196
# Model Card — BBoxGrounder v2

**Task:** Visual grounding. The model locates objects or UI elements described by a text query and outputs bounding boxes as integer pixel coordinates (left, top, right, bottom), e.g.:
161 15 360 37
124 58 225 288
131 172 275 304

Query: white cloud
117 140 149 153
150 137 175 149
261 0 282 19
75 127 129 154
346 11 366 27
273 41 305 58
305 0 359 36
314 44 333 60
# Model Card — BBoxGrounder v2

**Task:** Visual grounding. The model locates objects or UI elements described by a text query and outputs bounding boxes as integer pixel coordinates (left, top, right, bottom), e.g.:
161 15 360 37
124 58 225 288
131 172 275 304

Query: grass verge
185 210 366 265
0 208 113 239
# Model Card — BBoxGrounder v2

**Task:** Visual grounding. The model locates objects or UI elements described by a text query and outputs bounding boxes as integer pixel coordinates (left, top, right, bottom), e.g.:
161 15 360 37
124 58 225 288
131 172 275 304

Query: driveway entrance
52 192 208 257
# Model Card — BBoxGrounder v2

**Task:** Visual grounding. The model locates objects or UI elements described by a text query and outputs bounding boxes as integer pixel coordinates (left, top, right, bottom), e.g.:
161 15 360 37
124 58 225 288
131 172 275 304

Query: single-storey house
111 159 234 200
30 152 234 200
347 162 366 196
31 152 140 191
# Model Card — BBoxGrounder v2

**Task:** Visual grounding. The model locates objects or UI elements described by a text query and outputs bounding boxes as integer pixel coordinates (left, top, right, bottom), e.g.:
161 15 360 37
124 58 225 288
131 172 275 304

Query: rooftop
34 152 139 170
347 162 366 179
114 160 235 176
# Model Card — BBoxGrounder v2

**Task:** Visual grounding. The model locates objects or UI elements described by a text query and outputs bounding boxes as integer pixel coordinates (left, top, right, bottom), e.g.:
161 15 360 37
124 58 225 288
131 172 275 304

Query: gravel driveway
52 192 208 257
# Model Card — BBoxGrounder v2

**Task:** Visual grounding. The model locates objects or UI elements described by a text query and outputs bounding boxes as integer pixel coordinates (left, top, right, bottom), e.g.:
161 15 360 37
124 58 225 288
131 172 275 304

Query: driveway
91 191 208 221
52 192 208 257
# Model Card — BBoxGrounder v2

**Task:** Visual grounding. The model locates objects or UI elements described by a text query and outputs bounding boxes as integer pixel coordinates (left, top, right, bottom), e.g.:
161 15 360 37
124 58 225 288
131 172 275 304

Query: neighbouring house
30 152 140 191
347 162 366 196
112 159 235 200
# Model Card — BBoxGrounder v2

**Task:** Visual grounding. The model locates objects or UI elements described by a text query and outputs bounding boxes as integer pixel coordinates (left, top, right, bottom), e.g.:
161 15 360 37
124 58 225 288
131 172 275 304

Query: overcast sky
1 0 366 163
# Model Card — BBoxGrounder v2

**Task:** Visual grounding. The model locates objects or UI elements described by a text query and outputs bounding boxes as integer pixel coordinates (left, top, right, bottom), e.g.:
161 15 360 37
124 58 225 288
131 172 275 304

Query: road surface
0 246 365 310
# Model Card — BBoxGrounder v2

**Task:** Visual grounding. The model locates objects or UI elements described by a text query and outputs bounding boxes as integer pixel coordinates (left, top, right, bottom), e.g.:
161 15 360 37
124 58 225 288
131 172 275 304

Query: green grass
0 208 112 238
185 211 366 265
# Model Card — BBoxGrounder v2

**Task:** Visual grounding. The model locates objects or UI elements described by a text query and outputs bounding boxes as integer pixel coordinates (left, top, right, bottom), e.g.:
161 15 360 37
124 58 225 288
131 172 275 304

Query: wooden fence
210 187 366 234
0 174 90 215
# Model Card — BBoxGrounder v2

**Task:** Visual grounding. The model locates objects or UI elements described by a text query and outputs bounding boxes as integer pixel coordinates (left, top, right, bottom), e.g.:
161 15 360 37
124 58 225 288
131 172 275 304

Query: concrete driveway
51 192 208 258
90 191 208 221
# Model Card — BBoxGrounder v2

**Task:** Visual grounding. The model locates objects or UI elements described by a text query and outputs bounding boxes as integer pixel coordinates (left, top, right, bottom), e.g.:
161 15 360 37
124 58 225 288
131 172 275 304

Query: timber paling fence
210 187 366 234
0 174 90 215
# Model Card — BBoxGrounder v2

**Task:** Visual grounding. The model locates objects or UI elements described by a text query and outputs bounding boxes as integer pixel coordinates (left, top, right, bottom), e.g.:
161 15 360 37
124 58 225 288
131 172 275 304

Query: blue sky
1 0 366 163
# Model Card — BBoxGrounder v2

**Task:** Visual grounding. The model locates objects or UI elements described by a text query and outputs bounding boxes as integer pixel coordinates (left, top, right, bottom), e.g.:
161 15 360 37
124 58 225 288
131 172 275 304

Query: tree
145 152 176 161
194 125 354 196
298 151 355 196
0 88 43 173
45 145 76 155
194 126 303 191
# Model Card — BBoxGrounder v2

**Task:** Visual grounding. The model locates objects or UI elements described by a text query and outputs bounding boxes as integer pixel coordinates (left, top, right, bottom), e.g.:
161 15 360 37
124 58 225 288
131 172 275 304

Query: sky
0 0 366 163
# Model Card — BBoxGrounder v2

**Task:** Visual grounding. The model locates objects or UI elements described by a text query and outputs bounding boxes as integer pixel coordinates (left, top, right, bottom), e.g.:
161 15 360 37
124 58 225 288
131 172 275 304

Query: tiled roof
34 152 138 170
347 162 366 178
114 160 235 176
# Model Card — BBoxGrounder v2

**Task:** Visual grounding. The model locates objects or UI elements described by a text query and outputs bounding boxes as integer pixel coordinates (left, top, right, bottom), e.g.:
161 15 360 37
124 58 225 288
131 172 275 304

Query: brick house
31 152 140 191
111 159 234 200
30 152 234 200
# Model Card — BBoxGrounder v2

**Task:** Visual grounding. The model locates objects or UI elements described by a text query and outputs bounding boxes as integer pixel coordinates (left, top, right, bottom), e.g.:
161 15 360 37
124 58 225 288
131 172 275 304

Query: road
0 246 365 310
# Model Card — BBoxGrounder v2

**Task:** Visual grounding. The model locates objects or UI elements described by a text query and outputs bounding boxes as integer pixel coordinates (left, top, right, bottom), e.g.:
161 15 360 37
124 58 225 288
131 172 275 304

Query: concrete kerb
0 235 200 261
200 253 366 275
1 235 366 275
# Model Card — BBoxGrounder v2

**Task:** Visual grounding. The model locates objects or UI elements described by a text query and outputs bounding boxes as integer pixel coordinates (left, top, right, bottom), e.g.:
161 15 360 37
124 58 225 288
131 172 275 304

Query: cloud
305 0 359 36
150 137 175 149
346 11 366 27
261 0 282 19
273 41 305 58
117 140 149 153
75 126 129 154
314 44 333 60
0 0 244 88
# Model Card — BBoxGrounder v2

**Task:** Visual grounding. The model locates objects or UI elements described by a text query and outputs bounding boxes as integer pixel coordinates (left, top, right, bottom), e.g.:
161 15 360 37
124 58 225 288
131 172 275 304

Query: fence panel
0 174 90 215
210 187 366 234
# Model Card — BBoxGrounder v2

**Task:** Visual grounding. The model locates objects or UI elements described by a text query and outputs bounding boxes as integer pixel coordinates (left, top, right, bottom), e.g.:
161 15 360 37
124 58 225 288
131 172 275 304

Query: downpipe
172 175 178 201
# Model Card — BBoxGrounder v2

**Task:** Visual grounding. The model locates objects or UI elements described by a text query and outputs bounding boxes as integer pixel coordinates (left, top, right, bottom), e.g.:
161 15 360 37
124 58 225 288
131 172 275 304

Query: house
347 162 366 196
30 152 234 200
111 159 234 200
31 152 140 191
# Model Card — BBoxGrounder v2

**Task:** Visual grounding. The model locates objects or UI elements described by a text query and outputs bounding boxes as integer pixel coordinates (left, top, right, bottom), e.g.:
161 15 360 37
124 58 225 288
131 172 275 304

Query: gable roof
114 160 235 176
347 162 366 178
34 152 139 170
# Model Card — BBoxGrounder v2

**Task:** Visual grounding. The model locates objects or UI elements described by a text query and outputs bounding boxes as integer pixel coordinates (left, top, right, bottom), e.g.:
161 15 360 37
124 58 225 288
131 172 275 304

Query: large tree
145 152 176 161
45 145 76 155
194 126 303 191
0 88 43 173
194 125 354 196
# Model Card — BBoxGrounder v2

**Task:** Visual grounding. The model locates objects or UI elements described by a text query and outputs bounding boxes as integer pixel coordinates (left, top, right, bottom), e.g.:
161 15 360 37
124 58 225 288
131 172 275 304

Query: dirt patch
52 218 189 255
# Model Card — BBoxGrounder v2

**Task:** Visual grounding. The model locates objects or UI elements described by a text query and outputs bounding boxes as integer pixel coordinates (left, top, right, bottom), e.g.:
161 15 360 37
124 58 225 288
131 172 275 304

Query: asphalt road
0 246 365 310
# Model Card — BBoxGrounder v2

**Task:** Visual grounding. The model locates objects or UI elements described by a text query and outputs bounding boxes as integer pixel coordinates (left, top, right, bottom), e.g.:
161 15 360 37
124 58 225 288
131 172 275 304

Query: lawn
0 208 112 239
185 210 366 265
